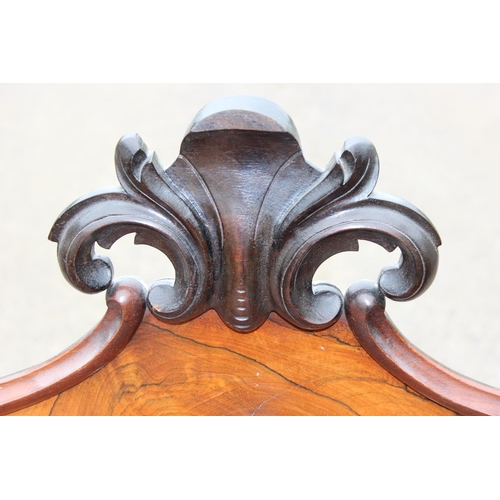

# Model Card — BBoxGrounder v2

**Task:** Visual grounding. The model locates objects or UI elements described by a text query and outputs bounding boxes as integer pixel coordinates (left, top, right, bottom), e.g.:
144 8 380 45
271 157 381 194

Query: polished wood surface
4 96 498 416
50 96 440 334
346 281 500 416
0 278 146 415
9 310 455 416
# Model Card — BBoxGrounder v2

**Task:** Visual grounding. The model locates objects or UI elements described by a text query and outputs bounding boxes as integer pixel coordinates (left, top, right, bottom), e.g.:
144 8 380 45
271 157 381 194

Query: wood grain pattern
9 310 455 416
0 278 146 415
345 281 500 416
6 96 495 416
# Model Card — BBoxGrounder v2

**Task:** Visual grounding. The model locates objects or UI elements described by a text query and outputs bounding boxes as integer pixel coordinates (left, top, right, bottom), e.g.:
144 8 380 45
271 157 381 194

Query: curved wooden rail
345 280 500 416
0 277 146 416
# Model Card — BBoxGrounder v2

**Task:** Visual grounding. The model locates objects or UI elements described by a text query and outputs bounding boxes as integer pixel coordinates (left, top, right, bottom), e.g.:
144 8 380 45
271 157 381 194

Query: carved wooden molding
2 95 500 415
49 95 440 333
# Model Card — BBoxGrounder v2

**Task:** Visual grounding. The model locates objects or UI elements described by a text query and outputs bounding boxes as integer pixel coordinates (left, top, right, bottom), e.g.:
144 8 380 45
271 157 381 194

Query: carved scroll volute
10 94 500 418
49 95 441 334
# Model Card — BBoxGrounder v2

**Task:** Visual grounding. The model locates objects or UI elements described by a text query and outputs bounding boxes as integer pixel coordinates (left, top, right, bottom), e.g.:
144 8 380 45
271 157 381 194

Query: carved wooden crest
8 95 500 417
49 96 440 333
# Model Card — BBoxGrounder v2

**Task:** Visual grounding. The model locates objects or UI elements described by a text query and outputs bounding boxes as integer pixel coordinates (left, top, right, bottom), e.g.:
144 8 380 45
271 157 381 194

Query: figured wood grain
9 96 496 416
0 278 146 415
9 310 455 416
346 281 500 416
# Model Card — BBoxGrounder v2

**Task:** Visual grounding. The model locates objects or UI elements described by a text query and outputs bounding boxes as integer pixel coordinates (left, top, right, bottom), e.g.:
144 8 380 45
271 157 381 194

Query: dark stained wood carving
2 95 500 416
49 96 440 333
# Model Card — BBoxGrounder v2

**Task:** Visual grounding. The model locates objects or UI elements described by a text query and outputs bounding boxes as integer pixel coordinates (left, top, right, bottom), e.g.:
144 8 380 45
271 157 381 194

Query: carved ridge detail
49 96 441 333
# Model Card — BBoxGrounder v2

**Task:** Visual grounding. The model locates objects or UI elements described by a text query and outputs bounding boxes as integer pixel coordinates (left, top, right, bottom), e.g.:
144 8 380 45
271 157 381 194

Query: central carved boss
49 96 440 333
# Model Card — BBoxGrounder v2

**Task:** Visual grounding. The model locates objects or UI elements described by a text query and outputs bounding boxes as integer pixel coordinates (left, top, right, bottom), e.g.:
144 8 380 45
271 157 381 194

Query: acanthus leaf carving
50 96 441 333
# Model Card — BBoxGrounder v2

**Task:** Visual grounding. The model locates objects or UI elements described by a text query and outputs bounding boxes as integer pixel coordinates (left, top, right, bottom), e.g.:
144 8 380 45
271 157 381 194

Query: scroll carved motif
50 96 441 333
